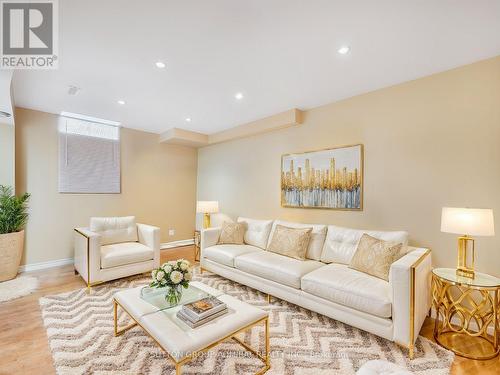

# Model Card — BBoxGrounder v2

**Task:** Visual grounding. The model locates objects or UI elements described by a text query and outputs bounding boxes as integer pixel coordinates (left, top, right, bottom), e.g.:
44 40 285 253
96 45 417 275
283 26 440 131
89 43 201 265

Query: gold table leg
265 316 270 367
113 300 138 336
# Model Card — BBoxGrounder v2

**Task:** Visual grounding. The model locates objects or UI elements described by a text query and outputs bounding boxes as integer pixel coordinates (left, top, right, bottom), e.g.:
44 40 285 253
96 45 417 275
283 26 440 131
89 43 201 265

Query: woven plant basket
0 230 24 282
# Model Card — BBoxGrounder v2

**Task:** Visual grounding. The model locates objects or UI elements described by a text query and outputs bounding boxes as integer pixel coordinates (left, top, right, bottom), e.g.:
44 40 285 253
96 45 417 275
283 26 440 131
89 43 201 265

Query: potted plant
0 186 30 282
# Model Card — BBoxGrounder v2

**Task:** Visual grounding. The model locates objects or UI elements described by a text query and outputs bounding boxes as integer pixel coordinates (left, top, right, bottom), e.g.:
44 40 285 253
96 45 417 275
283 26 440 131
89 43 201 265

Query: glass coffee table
113 281 270 374
139 284 210 313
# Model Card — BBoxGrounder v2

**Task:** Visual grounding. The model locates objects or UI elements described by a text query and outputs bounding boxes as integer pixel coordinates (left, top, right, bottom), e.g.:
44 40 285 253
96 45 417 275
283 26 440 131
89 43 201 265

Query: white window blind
58 117 121 193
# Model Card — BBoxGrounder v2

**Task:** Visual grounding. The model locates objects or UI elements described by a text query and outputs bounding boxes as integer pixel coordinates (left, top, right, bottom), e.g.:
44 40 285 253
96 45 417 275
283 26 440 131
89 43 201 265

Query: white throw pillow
237 217 273 249
267 220 327 261
320 225 408 265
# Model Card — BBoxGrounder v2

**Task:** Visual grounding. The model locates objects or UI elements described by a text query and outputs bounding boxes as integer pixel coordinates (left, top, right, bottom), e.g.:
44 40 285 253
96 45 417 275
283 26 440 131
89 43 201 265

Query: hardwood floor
420 318 500 374
0 246 197 375
0 245 498 374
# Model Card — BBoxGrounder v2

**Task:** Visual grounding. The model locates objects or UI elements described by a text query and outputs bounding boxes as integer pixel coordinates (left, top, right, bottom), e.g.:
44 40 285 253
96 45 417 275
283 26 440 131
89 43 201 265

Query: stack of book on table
176 296 227 328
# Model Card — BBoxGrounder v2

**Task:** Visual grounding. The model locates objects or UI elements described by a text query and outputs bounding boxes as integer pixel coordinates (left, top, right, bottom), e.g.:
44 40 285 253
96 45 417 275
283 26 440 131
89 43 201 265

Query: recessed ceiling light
235 92 244 100
155 61 166 69
185 117 191 122
117 100 126 105
337 46 350 55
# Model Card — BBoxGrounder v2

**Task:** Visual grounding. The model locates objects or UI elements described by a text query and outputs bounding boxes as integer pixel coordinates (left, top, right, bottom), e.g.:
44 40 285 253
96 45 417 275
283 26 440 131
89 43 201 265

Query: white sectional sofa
200 218 432 358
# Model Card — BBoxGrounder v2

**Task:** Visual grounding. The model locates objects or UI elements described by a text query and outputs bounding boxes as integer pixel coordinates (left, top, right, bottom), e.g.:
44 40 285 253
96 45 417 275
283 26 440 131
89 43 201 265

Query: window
58 115 121 193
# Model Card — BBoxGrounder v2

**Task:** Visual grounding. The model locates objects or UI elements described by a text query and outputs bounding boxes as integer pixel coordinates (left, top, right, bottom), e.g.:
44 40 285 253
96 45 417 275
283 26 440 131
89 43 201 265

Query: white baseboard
19 258 74 273
18 239 195 273
161 239 194 249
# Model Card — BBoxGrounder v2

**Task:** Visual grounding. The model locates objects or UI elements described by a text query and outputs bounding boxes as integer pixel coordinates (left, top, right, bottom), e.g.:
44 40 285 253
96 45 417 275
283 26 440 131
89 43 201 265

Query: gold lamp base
456 267 475 279
203 213 211 229
456 235 475 279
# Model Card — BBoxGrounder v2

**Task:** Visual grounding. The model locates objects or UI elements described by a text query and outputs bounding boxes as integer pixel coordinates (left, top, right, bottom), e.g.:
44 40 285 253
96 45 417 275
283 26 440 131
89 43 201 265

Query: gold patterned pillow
267 224 312 260
349 234 403 281
217 222 245 245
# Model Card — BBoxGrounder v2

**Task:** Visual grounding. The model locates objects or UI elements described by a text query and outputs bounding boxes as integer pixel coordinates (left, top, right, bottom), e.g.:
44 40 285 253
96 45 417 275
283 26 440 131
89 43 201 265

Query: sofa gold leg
409 344 415 359
266 294 272 304
85 281 103 294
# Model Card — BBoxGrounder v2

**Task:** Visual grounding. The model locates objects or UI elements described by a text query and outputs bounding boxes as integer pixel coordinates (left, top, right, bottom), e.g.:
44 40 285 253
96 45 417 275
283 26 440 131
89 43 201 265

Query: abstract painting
281 144 363 210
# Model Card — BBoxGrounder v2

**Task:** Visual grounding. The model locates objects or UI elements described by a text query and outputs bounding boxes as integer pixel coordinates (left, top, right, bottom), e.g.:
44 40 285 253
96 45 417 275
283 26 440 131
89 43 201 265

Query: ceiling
11 0 500 134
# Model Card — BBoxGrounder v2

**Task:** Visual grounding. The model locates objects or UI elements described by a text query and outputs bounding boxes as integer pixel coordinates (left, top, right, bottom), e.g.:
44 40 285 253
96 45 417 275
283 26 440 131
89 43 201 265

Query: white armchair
74 216 160 287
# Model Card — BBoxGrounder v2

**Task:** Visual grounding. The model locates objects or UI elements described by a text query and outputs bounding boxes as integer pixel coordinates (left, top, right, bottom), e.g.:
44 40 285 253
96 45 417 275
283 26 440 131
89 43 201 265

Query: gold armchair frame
74 228 104 290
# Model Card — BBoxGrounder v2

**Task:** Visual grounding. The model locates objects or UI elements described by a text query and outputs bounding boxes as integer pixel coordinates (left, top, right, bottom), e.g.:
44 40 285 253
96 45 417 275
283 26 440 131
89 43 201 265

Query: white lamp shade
441 207 494 236
196 200 219 214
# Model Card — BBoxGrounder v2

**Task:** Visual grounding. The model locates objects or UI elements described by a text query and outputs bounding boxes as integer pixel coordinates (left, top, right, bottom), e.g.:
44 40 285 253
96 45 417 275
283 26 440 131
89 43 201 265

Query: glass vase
165 284 183 306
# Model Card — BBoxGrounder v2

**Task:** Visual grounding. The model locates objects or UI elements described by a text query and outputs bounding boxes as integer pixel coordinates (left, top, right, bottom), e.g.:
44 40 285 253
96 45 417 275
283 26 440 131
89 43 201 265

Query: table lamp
440 207 494 279
196 201 219 229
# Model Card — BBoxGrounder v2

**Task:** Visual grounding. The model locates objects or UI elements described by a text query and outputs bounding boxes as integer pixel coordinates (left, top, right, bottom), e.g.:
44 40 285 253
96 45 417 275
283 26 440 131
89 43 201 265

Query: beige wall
0 122 15 187
16 108 198 266
198 56 500 276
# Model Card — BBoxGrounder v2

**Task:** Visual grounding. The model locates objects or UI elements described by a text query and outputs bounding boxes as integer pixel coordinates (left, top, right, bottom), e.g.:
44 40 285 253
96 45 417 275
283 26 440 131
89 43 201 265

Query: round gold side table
431 268 500 360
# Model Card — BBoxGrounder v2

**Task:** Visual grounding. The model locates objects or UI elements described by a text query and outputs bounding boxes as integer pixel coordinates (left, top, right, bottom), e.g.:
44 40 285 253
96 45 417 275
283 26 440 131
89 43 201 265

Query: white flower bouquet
150 259 192 305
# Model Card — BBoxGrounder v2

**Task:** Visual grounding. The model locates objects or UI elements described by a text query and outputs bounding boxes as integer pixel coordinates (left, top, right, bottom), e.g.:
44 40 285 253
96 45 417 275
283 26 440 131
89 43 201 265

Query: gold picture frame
281 144 364 210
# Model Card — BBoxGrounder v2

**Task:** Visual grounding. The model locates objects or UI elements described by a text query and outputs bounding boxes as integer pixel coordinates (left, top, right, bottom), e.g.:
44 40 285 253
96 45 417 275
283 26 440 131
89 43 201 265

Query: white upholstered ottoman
113 281 270 374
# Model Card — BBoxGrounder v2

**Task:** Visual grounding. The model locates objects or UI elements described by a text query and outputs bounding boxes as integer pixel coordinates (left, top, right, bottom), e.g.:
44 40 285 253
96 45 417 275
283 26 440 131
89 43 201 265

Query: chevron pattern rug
39 269 453 374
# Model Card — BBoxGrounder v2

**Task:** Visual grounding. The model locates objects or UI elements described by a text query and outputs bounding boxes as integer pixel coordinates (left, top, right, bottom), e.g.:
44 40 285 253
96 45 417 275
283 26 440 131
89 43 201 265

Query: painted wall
197 56 500 276
15 108 198 266
0 71 15 188
0 123 15 187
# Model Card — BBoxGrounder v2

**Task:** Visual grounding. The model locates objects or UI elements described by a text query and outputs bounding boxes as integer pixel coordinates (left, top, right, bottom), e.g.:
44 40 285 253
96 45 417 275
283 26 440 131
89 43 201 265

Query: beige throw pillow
267 224 312 260
349 234 403 281
218 222 245 245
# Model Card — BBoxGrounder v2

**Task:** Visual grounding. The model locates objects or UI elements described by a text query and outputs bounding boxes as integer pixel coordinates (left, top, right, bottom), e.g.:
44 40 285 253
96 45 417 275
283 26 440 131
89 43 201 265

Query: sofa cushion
90 216 138 245
320 225 408 265
217 222 245 245
203 244 263 267
349 234 404 281
237 217 273 249
101 242 153 269
234 251 324 289
267 220 327 260
267 224 312 260
301 263 392 318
